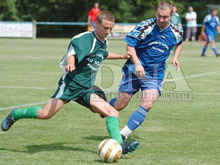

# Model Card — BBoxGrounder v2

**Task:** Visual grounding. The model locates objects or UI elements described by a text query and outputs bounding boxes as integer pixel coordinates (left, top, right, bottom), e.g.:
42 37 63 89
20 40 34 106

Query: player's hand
65 64 75 73
135 63 145 78
201 32 206 38
172 58 180 72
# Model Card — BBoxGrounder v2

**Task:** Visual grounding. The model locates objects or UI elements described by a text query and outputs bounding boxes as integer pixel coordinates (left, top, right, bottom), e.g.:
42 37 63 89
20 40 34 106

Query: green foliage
0 0 19 21
0 0 220 36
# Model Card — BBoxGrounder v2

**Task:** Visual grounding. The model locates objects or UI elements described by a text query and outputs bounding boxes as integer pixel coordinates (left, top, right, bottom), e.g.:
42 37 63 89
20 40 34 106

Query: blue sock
109 98 116 107
211 46 219 55
201 46 207 56
127 106 148 131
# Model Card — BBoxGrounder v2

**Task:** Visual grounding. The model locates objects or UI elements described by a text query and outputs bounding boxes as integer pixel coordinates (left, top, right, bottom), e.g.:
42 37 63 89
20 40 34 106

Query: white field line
0 86 54 90
0 100 47 111
164 71 220 82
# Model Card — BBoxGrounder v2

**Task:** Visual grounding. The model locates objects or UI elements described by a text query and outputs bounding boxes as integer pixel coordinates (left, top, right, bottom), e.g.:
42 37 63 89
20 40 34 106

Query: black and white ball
97 139 122 162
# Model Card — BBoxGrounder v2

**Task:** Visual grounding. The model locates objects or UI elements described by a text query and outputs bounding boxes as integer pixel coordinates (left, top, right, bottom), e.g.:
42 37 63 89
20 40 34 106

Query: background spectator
185 6 197 41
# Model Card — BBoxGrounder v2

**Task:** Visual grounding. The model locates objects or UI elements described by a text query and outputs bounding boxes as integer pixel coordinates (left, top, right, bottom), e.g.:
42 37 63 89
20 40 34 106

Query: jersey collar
92 31 107 44
157 22 171 32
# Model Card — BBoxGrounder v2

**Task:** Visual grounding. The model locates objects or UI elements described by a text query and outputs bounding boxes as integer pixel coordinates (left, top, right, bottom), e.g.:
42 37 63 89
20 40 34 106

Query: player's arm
173 43 183 72
107 52 131 59
66 55 76 73
126 44 145 78
201 25 206 37
217 26 220 34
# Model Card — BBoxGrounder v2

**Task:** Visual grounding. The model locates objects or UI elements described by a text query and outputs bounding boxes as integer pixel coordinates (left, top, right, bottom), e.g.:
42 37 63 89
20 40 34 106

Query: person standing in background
87 2 101 31
185 6 197 41
201 8 220 57
170 5 182 27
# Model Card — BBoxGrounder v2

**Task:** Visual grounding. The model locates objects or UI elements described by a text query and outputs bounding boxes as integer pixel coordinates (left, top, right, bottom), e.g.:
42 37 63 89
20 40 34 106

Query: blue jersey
203 14 220 36
124 18 183 80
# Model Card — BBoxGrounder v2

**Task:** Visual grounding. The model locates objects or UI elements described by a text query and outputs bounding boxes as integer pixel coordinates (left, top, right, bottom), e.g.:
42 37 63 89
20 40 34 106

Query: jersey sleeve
216 17 220 26
125 18 156 47
203 15 210 25
70 33 94 64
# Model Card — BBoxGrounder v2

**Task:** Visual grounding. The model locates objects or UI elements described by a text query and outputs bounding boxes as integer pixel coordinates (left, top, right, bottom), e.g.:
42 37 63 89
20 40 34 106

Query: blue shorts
206 35 215 43
119 72 162 96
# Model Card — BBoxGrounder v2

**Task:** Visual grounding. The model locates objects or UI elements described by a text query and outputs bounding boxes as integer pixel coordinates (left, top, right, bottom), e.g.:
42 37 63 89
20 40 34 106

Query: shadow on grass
0 143 96 155
26 143 96 154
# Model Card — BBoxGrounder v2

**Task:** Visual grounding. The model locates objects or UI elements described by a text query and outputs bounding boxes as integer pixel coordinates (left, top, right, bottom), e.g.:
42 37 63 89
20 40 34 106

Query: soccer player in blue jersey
109 2 183 141
201 8 220 57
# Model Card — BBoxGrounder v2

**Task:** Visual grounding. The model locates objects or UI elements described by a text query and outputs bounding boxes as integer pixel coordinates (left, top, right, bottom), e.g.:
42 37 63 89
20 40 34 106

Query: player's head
172 5 177 13
156 1 173 29
188 6 193 12
94 2 99 9
211 8 218 16
95 11 115 40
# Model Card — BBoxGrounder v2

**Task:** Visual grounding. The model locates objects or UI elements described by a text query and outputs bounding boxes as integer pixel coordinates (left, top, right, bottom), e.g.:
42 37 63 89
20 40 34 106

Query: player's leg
121 89 159 140
109 92 132 111
90 93 138 154
185 27 191 42
210 38 219 57
90 93 121 143
191 27 197 41
1 98 66 131
201 38 209 56
109 72 139 111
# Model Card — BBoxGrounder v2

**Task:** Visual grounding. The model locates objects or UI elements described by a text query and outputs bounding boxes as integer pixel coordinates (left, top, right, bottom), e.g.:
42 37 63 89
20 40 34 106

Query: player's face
156 8 172 29
95 19 114 40
212 10 218 16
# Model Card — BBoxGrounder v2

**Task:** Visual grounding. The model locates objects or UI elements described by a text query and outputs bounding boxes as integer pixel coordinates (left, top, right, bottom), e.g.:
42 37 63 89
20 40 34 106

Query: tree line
0 0 219 37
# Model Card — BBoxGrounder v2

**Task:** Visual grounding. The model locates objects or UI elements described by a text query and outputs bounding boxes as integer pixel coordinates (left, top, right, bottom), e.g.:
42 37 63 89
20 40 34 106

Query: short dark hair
96 10 115 23
211 8 218 12
157 1 173 15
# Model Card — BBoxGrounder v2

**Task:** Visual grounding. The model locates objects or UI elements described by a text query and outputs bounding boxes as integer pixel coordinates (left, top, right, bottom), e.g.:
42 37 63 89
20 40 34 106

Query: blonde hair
157 1 173 15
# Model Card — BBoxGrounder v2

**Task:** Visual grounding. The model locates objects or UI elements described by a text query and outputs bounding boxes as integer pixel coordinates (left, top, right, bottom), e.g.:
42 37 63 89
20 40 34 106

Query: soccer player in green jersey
170 5 182 27
1 11 138 155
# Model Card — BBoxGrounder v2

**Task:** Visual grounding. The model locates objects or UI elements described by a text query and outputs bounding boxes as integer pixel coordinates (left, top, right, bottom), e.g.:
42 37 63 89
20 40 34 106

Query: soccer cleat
1 110 16 131
201 55 206 57
121 141 139 155
216 54 220 57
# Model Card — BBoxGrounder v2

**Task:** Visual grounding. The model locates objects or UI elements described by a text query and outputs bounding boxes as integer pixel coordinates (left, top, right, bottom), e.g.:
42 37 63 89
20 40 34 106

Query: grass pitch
0 38 220 164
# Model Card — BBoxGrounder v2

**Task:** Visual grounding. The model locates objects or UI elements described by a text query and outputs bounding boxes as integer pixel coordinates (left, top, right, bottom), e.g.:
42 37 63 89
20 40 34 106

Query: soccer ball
97 139 122 163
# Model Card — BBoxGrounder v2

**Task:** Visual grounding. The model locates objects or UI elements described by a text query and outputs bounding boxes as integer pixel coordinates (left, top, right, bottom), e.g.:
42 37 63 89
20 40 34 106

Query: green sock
106 116 123 144
12 106 41 121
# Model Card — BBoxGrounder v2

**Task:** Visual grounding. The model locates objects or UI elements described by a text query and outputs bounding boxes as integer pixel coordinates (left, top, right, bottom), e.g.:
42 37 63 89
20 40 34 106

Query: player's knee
141 102 153 110
106 109 119 117
115 103 127 111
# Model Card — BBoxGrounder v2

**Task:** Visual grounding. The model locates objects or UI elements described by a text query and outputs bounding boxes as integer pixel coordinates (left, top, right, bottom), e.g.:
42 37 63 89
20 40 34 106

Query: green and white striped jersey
60 31 109 88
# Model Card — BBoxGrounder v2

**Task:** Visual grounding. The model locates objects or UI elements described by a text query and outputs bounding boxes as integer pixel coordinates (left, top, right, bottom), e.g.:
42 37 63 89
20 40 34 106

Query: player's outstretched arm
65 55 76 73
173 43 183 72
107 52 131 59
126 44 145 78
216 26 220 34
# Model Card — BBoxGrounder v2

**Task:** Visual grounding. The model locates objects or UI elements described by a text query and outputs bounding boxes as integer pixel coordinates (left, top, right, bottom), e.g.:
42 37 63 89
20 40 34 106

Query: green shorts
52 75 106 110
